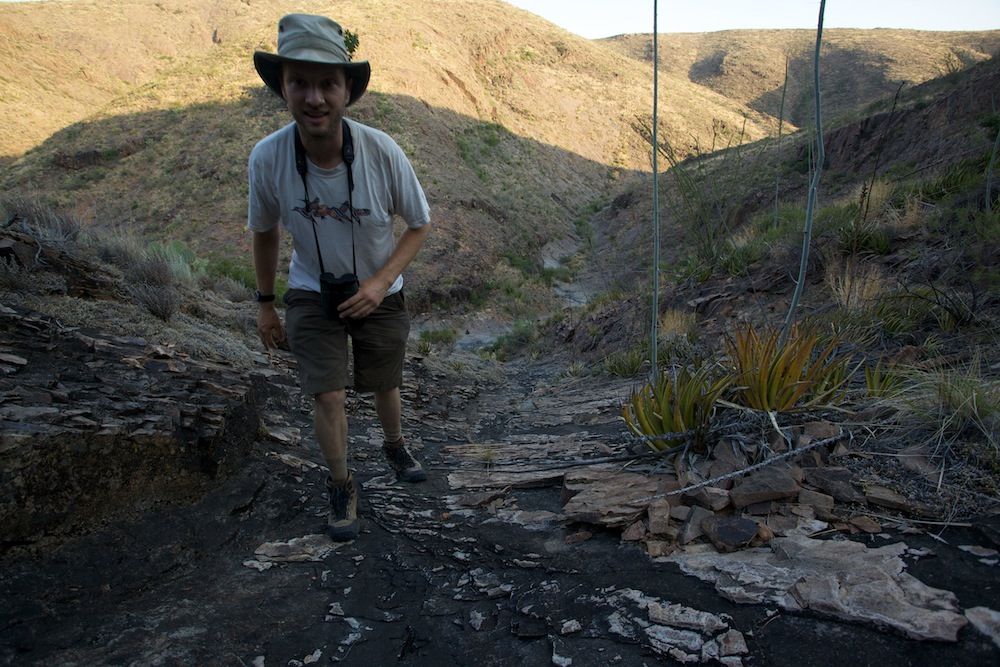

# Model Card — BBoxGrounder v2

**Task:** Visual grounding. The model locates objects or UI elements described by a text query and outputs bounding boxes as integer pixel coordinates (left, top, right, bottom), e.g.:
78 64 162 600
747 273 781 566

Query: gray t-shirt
247 119 430 295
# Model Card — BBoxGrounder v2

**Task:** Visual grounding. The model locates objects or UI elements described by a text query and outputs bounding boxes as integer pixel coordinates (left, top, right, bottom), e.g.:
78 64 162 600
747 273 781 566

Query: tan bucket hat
253 14 370 106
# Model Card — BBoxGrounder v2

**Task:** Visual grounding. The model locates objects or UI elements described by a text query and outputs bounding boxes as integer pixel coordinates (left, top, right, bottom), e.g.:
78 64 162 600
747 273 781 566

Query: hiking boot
382 439 427 483
325 474 359 541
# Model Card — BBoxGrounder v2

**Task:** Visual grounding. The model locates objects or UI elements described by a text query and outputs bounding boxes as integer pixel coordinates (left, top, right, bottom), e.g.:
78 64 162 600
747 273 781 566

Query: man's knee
315 389 347 415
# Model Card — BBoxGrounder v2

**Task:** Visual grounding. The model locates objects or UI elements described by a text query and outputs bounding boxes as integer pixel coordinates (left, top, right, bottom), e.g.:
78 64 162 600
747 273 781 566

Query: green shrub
865 361 904 398
604 345 647 377
918 155 987 203
486 320 536 361
419 327 458 346
719 238 765 276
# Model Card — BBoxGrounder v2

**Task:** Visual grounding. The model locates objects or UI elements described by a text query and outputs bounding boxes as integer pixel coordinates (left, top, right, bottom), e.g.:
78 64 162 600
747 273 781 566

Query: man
248 14 431 541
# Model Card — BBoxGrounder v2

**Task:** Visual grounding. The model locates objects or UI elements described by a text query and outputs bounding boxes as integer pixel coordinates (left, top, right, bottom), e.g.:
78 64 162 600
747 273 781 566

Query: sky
2 0 996 34
504 0 1000 38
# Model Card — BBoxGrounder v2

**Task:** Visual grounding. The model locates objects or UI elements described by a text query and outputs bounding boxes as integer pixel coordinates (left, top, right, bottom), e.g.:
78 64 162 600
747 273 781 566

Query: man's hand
257 304 286 349
339 277 387 319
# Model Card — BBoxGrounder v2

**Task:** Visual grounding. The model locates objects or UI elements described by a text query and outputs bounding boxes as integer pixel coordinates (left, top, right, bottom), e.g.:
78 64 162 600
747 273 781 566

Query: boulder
701 515 760 552
683 486 731 511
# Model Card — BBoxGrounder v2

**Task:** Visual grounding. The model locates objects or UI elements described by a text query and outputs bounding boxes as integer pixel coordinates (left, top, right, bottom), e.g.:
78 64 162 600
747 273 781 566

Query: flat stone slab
804 467 866 504
253 534 350 563
562 469 679 528
443 439 617 489
730 466 801 508
663 534 967 642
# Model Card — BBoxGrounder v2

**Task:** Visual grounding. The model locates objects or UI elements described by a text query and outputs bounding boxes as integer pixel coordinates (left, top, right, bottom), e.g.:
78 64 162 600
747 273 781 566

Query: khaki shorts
284 288 409 395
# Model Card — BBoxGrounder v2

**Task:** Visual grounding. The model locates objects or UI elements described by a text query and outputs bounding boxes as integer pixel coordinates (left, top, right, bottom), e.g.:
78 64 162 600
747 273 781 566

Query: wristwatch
255 290 276 303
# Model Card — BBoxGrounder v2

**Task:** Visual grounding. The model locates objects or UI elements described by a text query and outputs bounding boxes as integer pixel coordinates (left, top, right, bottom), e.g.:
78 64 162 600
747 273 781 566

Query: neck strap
294 120 356 276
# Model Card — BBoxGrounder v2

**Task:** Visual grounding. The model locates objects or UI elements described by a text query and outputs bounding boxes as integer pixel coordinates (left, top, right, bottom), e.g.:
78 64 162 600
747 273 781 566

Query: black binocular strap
294 120 357 276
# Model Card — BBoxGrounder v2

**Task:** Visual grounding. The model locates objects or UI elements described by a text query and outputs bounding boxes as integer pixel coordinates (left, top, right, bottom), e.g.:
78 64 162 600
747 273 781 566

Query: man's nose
305 84 324 106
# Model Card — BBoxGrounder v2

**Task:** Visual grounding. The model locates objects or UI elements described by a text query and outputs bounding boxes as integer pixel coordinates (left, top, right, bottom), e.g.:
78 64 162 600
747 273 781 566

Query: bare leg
314 389 349 481
374 387 402 443
375 386 425 481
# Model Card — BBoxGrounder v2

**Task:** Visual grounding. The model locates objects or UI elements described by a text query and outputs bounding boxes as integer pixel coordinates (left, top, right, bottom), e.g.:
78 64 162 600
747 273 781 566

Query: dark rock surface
0 304 264 547
1 343 998 665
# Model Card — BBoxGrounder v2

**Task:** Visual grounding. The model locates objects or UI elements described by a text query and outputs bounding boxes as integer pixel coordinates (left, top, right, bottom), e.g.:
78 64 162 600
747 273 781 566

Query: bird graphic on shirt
294 198 370 225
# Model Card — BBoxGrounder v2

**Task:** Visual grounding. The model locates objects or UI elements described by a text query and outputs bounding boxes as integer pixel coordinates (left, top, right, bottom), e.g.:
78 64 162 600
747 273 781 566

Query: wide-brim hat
253 14 370 106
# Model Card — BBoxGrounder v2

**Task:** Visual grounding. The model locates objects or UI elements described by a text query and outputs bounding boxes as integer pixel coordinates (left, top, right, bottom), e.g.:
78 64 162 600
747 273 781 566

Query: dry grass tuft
127 283 180 321
658 309 698 342
889 351 1000 459
824 257 886 311
2 197 82 251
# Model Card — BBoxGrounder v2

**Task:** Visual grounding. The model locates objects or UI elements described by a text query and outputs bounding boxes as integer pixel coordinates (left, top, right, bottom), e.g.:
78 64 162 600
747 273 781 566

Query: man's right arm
253 226 285 348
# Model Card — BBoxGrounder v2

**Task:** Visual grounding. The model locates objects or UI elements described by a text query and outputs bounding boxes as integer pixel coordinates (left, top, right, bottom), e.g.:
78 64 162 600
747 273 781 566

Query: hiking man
248 14 431 541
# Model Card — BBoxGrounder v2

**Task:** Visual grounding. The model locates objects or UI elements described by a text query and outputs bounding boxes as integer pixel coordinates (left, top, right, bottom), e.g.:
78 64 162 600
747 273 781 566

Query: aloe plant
727 324 851 411
622 364 731 453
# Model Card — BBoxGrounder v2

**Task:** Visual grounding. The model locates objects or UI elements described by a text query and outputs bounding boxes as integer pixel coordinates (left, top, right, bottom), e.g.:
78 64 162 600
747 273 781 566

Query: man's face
281 62 352 141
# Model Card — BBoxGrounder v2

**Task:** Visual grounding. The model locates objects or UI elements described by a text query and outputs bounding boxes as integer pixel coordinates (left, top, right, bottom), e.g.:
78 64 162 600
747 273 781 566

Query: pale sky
505 0 1000 37
3 0 997 34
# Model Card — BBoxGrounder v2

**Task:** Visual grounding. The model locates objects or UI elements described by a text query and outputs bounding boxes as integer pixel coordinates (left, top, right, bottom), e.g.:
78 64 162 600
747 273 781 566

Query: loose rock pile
441 414 982 644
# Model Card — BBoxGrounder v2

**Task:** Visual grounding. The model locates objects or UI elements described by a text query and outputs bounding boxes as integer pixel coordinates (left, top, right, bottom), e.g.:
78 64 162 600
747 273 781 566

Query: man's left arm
339 222 431 319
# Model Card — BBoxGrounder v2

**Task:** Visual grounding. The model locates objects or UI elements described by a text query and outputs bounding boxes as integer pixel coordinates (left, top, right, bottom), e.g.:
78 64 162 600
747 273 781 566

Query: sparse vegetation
485 320 537 362
0 200 263 366
419 327 459 350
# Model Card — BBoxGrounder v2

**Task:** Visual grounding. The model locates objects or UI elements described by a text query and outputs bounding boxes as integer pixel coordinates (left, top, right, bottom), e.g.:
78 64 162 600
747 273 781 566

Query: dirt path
2 351 999 665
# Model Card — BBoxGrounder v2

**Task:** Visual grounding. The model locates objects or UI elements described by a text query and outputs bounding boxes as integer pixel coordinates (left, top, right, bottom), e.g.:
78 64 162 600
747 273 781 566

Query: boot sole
398 469 427 483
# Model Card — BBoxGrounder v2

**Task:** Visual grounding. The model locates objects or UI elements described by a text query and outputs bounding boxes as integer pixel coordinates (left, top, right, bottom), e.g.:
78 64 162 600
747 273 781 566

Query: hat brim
253 51 370 106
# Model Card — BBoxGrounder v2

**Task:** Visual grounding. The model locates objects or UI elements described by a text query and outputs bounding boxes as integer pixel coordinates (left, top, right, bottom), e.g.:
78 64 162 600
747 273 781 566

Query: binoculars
319 272 359 320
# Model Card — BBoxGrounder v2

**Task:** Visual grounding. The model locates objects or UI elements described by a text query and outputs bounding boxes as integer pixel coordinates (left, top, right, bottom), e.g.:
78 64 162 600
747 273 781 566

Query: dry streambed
1 338 999 665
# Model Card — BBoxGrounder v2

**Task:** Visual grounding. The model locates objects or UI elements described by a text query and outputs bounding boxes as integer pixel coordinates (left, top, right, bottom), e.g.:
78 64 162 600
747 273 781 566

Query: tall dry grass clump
824 256 886 311
893 352 1000 454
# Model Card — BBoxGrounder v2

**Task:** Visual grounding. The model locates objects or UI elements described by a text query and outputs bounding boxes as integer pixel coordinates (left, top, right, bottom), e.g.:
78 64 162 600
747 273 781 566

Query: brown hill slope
0 0 773 163
4 2 997 316
0 0 776 311
607 29 1000 131
0 0 280 160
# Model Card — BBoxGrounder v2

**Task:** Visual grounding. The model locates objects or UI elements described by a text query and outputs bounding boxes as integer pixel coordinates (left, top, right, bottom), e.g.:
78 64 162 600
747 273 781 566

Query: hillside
0 0 778 312
558 52 1000 374
607 28 1000 131
1 2 998 319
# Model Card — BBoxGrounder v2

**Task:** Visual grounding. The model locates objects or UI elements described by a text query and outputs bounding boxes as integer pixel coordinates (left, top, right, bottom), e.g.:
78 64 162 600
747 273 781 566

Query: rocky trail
2 323 1000 665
